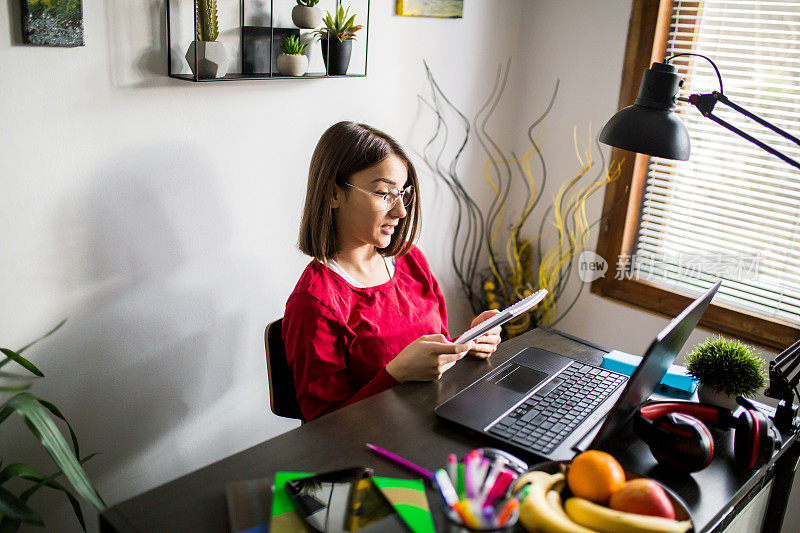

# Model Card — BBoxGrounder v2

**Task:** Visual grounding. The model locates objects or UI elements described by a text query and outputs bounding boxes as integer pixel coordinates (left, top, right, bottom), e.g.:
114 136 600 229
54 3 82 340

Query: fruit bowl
522 460 694 532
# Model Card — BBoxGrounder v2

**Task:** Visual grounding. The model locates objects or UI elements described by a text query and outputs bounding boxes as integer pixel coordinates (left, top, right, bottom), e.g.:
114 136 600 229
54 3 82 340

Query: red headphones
634 399 781 472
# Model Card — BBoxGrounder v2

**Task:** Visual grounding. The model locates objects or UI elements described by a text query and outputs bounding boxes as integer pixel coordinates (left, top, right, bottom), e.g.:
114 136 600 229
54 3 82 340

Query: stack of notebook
225 471 435 533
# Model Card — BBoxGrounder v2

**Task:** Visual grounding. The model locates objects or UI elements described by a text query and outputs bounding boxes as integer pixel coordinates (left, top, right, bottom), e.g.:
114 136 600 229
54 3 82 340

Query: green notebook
226 471 435 533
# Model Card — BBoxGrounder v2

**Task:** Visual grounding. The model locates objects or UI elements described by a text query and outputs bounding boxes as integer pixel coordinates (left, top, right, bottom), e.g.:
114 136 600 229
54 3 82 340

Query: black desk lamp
599 53 800 170
600 53 800 433
765 340 800 433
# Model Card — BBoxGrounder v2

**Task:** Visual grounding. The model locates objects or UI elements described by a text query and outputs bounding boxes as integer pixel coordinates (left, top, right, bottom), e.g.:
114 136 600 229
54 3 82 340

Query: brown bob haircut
298 121 421 261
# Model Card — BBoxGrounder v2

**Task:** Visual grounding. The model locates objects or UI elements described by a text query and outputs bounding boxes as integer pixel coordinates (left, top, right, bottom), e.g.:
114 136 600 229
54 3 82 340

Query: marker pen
483 470 514 507
477 457 489 489
481 505 496 528
454 501 480 530
457 462 465 499
433 469 459 508
447 453 458 485
478 456 505 502
463 451 477 498
497 498 520 526
468 499 486 529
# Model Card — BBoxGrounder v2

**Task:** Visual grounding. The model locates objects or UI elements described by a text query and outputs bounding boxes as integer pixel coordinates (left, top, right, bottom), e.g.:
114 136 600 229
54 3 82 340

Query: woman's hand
386 334 474 382
467 310 502 359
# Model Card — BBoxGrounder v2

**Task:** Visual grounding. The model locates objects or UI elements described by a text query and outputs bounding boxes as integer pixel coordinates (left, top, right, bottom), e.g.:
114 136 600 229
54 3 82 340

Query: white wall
0 0 526 530
2 1 797 531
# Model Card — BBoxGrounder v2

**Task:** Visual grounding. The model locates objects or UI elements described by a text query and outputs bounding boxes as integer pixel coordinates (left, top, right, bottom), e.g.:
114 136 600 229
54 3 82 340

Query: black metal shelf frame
167 0 370 82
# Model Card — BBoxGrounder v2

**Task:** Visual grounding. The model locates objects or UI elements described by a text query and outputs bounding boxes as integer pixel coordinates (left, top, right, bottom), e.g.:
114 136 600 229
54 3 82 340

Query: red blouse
282 245 449 421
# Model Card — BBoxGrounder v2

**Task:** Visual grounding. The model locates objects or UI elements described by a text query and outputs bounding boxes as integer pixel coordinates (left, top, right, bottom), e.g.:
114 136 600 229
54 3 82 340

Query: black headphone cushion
646 413 715 473
735 409 781 470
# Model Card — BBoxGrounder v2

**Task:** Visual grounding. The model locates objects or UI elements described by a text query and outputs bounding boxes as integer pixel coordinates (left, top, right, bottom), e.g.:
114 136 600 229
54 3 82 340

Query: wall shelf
167 0 370 82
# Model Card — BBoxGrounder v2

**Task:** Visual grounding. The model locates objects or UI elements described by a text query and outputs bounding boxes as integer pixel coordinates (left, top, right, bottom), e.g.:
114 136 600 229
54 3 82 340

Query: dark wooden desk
100 328 800 532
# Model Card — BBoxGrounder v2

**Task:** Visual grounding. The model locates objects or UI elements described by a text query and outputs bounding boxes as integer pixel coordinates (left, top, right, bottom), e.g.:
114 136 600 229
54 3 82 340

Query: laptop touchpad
488 364 547 394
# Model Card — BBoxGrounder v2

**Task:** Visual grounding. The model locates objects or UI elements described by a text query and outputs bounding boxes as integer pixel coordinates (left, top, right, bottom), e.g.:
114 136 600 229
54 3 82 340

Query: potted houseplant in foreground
276 35 309 76
685 335 766 410
314 4 362 76
1 320 104 530
292 0 323 29
186 0 228 78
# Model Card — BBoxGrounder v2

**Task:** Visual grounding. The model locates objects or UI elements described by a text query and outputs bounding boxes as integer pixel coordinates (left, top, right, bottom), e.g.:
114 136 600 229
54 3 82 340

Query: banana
517 472 597 533
546 490 570 521
564 497 692 533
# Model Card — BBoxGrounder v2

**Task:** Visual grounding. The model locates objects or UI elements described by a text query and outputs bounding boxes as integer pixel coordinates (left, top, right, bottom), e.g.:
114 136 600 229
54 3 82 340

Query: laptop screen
586 280 722 450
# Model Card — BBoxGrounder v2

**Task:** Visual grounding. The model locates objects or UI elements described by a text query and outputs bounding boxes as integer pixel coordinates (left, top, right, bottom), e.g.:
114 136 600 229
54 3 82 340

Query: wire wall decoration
415 60 627 336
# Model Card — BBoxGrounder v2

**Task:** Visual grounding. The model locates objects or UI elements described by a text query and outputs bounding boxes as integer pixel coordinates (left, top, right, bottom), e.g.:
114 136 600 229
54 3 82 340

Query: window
593 0 800 349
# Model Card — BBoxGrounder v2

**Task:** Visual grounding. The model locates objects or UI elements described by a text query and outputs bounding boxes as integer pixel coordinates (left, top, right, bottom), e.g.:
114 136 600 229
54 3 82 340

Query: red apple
608 478 676 519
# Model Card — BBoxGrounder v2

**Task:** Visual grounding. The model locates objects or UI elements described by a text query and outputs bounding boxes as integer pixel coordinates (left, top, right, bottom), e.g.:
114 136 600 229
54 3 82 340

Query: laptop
434 280 722 461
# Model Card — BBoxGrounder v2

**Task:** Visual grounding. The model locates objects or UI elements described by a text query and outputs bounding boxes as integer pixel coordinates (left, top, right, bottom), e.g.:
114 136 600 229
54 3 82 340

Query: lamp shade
600 62 691 160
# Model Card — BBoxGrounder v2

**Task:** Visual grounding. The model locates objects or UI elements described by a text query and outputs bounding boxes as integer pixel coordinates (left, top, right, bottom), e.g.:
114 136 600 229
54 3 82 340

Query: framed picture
20 0 84 47
397 0 463 18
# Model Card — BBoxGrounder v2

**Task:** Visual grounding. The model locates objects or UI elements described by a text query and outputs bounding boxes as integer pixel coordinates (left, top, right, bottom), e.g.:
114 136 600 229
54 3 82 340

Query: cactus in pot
186 0 228 78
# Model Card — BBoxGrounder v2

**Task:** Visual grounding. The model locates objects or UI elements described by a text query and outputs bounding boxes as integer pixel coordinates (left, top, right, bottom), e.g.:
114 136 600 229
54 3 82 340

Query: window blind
632 0 800 326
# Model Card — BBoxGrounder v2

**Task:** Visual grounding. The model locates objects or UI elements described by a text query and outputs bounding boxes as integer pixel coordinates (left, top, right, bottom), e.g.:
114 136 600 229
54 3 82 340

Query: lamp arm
716 92 800 147
679 91 800 171
775 339 800 368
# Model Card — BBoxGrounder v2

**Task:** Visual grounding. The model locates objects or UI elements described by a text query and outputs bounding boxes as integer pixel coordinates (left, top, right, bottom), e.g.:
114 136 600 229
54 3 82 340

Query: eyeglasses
344 183 414 210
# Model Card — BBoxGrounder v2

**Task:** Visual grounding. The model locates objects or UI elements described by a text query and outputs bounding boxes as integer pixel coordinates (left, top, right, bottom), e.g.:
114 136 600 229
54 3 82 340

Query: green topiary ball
685 335 766 397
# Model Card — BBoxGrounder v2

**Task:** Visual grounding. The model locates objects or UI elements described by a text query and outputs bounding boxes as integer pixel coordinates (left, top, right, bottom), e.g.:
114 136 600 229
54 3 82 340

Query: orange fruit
567 450 626 504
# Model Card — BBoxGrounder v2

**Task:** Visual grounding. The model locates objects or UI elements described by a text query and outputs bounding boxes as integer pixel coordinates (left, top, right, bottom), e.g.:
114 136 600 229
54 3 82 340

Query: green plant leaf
0 404 14 425
16 319 67 355
0 486 42 526
3 393 105 511
37 399 80 459
0 384 31 393
0 349 43 377
0 455 97 532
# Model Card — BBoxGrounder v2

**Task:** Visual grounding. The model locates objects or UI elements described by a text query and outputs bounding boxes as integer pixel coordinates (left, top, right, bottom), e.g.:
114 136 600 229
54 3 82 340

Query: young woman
283 121 502 421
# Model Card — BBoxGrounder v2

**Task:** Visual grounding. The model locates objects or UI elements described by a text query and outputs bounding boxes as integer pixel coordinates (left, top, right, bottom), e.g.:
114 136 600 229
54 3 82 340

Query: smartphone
285 467 409 533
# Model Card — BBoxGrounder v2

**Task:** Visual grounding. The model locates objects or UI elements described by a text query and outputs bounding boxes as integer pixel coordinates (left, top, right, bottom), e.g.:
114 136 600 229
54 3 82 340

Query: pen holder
437 448 526 532
444 498 519 532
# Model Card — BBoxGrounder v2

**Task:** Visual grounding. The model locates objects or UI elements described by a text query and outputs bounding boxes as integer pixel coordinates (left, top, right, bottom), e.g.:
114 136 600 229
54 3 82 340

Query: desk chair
264 318 304 421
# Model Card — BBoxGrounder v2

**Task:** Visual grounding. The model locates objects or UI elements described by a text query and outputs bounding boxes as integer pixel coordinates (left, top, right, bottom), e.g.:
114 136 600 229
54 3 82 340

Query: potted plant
292 0 323 29
685 335 766 410
276 35 309 76
0 320 105 530
185 0 228 78
313 4 362 76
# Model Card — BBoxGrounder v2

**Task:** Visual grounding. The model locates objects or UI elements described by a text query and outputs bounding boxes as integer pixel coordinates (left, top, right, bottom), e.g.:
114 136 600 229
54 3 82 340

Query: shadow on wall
2 143 247 528
105 0 175 88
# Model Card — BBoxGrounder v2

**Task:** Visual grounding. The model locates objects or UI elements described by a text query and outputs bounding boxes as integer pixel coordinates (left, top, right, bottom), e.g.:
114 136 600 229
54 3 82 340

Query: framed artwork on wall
20 0 84 47
397 0 463 18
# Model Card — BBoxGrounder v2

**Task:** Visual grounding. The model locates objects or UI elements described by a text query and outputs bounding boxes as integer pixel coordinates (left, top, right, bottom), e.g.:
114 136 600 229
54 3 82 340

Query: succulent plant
296 0 320 6
313 4 362 42
685 335 766 397
280 35 308 55
195 0 219 42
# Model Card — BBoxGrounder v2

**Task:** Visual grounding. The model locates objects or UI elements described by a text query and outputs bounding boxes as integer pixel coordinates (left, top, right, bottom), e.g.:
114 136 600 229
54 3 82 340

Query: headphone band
638 401 735 428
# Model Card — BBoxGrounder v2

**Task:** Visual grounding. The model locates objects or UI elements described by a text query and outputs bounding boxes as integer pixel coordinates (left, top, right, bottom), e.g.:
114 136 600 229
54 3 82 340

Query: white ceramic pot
185 40 228 78
698 384 739 410
292 5 323 29
276 53 309 76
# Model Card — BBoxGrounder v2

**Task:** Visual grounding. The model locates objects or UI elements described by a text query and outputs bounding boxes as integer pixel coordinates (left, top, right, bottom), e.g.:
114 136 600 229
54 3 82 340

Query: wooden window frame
591 0 799 351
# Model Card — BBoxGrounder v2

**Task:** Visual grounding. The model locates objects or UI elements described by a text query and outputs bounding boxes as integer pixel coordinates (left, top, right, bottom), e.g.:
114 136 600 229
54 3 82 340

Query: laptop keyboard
487 361 626 455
